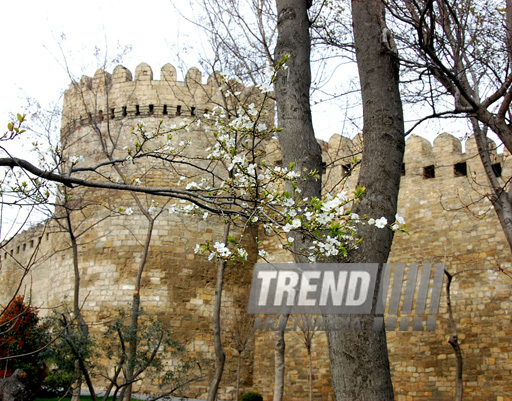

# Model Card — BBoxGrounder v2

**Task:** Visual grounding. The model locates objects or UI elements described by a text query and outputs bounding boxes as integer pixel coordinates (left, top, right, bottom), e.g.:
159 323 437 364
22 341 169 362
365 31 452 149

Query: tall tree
324 1 404 399
273 0 404 400
273 2 322 400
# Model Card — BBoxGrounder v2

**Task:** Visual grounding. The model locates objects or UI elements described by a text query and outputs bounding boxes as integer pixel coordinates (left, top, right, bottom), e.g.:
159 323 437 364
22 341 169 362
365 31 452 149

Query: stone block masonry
1 62 511 400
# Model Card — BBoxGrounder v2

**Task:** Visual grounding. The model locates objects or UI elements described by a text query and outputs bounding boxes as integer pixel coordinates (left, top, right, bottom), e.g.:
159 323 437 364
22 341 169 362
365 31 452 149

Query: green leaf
354 185 365 198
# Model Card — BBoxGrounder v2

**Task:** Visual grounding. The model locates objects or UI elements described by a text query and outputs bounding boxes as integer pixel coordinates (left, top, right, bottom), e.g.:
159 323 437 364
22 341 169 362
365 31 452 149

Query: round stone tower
3 63 259 399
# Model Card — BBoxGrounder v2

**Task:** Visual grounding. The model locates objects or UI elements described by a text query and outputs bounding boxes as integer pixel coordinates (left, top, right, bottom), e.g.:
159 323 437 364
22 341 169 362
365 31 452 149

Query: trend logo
247 263 445 331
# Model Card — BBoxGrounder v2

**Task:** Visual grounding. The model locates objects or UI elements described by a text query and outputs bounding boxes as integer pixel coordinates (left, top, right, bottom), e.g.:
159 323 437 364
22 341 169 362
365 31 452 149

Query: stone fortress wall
256 132 512 400
1 63 511 400
1 63 262 400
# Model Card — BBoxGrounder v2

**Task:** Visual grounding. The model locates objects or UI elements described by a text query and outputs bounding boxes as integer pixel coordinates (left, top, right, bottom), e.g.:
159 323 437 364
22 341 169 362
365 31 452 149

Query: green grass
35 396 135 401
36 397 87 401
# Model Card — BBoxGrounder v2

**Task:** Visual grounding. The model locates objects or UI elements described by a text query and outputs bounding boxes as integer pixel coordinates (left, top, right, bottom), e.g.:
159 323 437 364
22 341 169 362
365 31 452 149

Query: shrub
41 305 92 397
240 391 263 401
0 295 48 394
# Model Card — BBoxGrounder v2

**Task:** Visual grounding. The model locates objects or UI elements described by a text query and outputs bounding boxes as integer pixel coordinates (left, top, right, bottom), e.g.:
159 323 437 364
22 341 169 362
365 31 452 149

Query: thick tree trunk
325 1 404 400
273 1 323 400
274 0 322 202
273 1 403 399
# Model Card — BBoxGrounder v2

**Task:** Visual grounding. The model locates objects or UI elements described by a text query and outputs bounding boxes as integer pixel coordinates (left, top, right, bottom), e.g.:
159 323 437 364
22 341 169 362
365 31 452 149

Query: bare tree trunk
308 346 313 401
71 360 82 401
122 217 154 401
445 270 464 401
273 321 286 401
65 208 90 401
472 119 512 253
273 1 323 400
274 0 322 202
207 222 231 401
236 350 241 401
61 313 97 401
325 1 404 400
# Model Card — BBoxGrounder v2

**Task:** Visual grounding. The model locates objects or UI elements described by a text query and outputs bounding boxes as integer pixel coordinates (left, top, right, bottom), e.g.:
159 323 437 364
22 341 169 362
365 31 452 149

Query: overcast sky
0 1 204 127
0 0 469 144
0 0 403 145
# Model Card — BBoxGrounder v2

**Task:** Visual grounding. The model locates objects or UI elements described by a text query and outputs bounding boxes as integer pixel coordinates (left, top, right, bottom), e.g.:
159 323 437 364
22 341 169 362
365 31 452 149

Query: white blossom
395 214 405 225
283 198 295 207
258 249 269 259
214 242 231 258
237 248 248 260
285 171 300 179
375 217 388 229
247 163 257 176
69 155 84 164
228 154 246 171
291 218 301 229
283 223 293 233
256 123 267 132
258 82 272 93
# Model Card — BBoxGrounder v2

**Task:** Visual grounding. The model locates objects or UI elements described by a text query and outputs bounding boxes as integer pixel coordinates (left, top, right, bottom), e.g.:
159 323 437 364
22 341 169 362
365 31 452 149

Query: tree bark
272 324 286 401
65 208 90 401
274 0 322 203
325 1 404 400
122 216 154 401
445 270 464 401
273 1 323 400
207 222 230 401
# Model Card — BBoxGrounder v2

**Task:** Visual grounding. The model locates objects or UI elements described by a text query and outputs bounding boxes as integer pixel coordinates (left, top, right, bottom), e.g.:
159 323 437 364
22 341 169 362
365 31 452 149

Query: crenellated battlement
324 132 509 184
61 63 236 134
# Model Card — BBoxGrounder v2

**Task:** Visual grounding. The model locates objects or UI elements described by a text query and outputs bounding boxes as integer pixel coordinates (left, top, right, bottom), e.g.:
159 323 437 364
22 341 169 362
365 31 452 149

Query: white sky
0 1 201 123
0 0 353 142
0 0 467 142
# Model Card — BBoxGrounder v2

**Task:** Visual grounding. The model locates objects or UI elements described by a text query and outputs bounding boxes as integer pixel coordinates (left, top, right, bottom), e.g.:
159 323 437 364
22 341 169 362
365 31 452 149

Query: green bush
41 305 93 397
240 391 263 401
